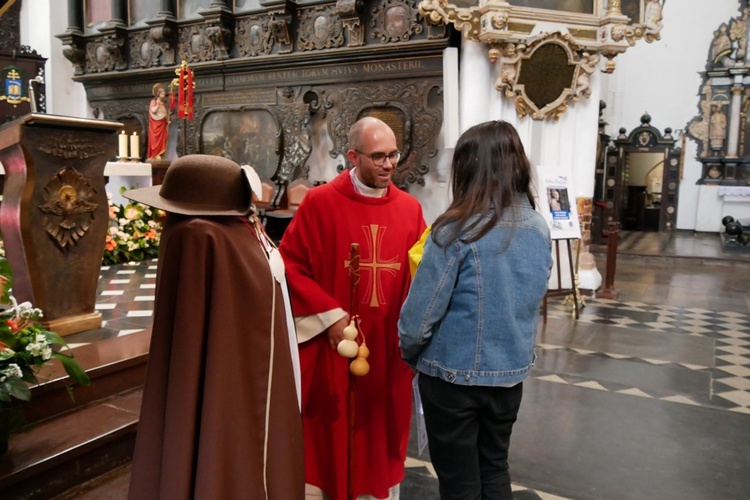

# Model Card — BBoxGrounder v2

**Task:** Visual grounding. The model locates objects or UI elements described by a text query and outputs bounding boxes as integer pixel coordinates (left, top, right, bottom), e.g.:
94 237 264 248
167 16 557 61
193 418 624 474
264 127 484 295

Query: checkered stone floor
543 298 750 414
64 260 158 349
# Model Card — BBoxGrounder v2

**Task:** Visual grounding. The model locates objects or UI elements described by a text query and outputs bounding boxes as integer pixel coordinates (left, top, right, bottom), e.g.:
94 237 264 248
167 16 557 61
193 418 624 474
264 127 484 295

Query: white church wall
20 1 90 119
600 0 743 231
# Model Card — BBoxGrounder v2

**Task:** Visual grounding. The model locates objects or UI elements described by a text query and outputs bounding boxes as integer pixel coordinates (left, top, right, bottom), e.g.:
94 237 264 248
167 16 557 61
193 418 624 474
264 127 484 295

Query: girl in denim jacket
398 120 552 500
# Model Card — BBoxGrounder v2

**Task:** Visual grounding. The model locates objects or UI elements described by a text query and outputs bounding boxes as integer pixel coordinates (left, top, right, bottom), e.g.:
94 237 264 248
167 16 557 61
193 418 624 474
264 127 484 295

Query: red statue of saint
147 83 170 160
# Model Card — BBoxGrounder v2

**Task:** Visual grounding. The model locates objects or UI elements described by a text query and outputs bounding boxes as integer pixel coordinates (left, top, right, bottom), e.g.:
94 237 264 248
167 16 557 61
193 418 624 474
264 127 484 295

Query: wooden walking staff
169 60 195 156
338 243 371 499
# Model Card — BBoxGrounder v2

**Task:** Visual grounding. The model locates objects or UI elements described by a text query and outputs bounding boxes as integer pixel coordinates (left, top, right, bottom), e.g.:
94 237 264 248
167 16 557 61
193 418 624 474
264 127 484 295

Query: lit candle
130 132 140 161
118 131 128 160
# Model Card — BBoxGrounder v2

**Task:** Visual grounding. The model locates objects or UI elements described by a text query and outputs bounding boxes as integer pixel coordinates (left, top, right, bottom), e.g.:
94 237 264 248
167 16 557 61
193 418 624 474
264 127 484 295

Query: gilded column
607 0 622 15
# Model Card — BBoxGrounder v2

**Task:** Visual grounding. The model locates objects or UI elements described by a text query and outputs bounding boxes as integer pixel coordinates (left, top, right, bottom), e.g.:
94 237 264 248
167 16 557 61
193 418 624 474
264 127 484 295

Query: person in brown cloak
124 154 304 500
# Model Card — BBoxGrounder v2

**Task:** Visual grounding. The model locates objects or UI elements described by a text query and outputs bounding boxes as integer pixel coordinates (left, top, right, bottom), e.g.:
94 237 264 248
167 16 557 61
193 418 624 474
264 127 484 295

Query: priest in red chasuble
280 117 426 500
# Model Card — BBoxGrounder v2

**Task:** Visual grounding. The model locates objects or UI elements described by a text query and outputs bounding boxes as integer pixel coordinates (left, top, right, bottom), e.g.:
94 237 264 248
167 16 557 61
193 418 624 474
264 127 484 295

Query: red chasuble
280 171 426 500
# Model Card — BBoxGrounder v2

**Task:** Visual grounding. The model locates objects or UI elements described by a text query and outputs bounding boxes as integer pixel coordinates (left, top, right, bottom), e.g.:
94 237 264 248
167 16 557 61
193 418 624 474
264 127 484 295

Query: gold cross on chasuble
345 224 401 307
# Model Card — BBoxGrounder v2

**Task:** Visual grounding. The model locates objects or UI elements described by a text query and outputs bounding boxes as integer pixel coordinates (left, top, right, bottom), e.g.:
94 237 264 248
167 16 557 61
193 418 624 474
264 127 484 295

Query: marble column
158 0 176 17
727 82 743 158
110 0 128 26
66 0 83 33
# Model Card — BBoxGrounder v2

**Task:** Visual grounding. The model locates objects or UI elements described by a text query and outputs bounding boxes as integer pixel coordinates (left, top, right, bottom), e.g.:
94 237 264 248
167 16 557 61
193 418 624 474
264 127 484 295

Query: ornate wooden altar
0 114 121 335
57 0 449 201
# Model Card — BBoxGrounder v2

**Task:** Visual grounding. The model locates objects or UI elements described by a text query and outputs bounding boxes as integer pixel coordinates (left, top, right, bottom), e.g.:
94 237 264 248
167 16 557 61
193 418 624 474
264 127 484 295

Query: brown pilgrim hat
123 154 253 216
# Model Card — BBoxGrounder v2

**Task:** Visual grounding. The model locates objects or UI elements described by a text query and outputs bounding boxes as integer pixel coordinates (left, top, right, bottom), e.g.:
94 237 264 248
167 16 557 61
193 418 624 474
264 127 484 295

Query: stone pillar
66 0 83 33
110 0 128 26
159 0 176 16
727 82 743 157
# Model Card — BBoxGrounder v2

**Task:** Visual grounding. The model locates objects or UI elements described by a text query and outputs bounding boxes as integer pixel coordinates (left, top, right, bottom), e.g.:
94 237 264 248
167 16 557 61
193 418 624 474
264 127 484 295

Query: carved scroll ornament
494 32 599 121
419 0 665 116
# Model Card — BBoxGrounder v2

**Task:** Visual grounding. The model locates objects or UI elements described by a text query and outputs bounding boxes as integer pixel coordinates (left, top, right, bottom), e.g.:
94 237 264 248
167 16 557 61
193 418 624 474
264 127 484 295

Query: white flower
124 206 140 221
35 334 47 343
41 345 53 360
3 363 23 379
119 218 129 226
26 342 46 357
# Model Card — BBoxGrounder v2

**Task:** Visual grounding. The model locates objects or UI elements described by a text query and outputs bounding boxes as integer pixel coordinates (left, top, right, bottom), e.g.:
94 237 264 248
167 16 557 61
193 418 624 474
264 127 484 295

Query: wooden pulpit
0 114 122 335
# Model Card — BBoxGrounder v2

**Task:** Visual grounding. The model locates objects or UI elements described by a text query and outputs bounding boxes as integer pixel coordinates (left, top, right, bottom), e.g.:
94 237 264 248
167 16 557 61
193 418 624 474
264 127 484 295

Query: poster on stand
535 168 581 240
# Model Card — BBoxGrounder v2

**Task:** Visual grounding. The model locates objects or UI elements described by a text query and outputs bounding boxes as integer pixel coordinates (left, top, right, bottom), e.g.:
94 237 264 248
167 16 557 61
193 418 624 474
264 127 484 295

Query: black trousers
418 374 523 500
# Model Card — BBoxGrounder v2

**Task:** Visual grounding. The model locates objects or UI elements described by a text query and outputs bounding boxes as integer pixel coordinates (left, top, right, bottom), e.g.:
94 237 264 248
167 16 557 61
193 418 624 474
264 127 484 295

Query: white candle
118 131 128 160
130 132 139 160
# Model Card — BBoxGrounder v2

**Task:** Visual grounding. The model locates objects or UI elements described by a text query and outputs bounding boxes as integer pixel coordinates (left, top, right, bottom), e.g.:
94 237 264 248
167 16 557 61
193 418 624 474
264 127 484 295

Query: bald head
346 117 399 189
348 117 395 152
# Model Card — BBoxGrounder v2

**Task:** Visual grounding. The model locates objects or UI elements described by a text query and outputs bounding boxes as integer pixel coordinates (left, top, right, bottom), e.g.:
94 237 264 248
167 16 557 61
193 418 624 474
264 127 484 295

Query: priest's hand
326 316 349 349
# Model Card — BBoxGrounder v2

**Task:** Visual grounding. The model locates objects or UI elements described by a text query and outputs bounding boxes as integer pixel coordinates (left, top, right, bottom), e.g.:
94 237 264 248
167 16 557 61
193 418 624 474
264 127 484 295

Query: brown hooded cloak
128 214 304 499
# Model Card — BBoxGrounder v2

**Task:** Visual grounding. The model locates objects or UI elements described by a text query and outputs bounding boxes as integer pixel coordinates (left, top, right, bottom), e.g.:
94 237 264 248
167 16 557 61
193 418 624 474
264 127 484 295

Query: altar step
0 329 150 500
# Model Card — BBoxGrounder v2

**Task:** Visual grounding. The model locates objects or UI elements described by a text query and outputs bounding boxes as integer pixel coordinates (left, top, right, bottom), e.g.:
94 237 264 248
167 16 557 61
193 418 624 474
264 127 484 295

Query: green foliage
0 257 90 405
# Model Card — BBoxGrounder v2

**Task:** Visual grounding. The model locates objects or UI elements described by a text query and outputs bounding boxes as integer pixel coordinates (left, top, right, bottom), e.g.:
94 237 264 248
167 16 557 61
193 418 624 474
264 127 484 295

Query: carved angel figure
573 53 600 101
643 0 663 38
494 43 522 97
712 24 732 64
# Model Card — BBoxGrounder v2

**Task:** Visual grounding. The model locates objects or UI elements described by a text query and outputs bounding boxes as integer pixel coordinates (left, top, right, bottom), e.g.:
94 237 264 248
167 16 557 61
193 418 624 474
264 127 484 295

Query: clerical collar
350 168 387 198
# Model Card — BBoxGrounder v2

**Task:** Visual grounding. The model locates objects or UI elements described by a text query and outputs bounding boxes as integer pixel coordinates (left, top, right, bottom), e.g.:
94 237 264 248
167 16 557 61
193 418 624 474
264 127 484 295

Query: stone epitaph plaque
0 114 122 335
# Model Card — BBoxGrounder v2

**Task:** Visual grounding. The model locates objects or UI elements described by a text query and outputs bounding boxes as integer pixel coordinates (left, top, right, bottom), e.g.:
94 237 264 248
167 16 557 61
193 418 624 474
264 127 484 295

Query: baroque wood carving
370 0 423 43
86 34 127 73
178 24 232 63
297 5 345 51
39 166 99 251
273 103 313 182
326 78 442 188
236 15 275 57
129 31 161 69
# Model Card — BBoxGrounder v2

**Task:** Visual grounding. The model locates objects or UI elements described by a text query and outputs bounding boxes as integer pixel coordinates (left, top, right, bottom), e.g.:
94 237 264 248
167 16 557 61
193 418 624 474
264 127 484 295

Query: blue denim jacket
398 195 552 386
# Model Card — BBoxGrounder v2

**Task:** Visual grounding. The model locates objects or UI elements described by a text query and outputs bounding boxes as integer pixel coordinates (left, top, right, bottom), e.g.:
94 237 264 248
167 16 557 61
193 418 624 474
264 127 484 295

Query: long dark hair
432 120 535 248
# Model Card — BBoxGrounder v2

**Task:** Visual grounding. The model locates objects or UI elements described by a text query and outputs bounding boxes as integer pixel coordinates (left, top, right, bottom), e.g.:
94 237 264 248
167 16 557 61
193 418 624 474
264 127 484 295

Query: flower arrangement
103 188 164 265
0 256 90 406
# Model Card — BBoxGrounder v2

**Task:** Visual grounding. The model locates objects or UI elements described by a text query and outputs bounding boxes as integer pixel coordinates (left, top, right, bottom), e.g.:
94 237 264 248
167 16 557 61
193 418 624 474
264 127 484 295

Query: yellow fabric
408 226 431 278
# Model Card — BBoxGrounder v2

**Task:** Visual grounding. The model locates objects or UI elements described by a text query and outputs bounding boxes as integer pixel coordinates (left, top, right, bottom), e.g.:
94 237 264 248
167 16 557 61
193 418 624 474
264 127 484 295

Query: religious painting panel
129 0 160 27
85 0 111 34
200 109 281 181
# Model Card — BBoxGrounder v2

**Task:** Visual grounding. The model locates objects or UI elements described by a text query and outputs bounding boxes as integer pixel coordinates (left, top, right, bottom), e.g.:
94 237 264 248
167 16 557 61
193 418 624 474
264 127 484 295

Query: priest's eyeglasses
355 150 401 166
